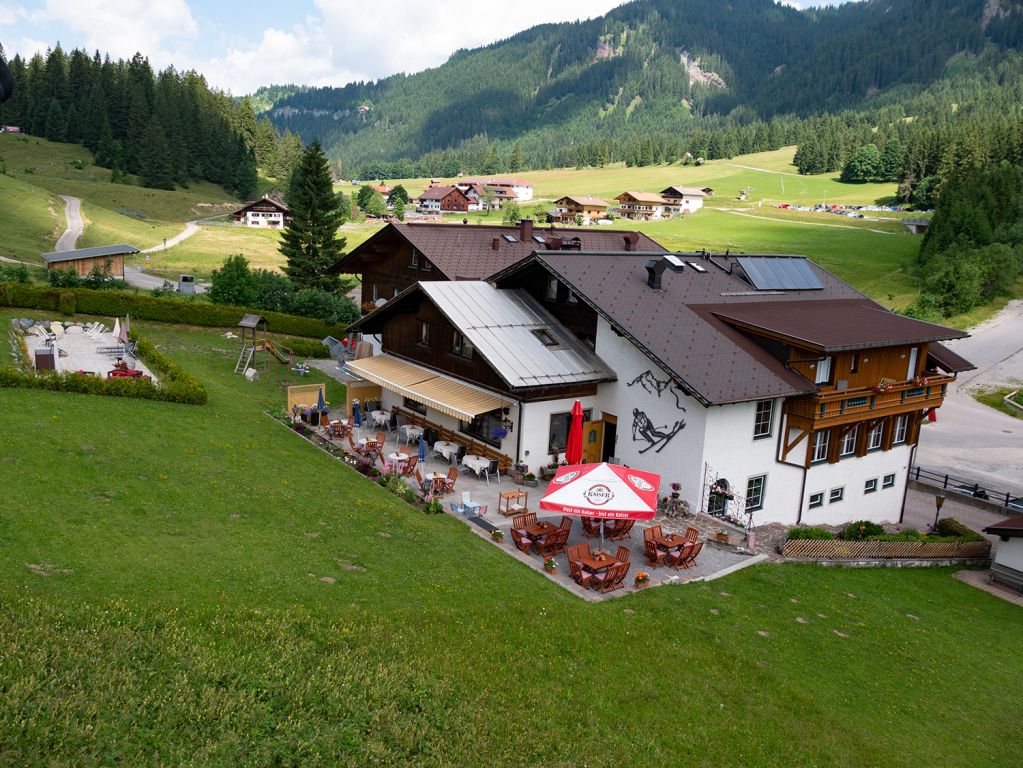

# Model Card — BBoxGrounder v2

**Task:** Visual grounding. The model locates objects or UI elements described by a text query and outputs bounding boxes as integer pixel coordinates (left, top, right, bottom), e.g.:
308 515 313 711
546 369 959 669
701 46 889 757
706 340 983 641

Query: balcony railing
786 372 955 426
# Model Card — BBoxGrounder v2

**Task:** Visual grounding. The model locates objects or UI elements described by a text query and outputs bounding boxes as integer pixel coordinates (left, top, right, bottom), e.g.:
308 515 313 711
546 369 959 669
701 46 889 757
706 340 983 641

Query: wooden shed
41 244 139 278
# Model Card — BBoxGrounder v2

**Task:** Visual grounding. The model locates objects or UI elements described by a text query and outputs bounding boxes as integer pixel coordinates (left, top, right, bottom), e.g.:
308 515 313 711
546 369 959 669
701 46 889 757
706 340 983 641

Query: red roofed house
233 196 292 229
417 186 472 215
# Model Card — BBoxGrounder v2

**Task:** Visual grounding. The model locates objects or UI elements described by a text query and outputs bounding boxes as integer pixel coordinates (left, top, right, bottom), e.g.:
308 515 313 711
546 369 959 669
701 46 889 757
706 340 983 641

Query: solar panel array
736 256 823 290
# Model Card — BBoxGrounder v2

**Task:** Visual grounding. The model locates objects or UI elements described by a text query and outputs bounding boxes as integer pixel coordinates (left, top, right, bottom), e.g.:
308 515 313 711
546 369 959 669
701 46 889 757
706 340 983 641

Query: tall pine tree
279 140 346 293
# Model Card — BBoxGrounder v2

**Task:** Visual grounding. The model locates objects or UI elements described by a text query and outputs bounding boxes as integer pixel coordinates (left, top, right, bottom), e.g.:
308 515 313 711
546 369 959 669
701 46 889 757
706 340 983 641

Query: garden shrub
58 290 76 315
0 282 341 338
842 520 886 540
786 527 835 540
934 517 983 540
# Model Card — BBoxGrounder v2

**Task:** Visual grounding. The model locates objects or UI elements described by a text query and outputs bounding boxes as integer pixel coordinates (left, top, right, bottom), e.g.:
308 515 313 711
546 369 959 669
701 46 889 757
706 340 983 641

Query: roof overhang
346 355 510 420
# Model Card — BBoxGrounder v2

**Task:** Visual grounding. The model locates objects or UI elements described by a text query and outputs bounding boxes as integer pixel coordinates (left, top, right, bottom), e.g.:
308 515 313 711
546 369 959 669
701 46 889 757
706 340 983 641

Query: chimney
624 232 639 252
644 255 684 289
491 237 501 251
519 218 533 241
545 237 562 251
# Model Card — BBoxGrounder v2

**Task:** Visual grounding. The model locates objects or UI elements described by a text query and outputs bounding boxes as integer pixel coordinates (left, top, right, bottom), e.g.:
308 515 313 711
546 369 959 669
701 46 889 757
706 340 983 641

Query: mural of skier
632 407 685 454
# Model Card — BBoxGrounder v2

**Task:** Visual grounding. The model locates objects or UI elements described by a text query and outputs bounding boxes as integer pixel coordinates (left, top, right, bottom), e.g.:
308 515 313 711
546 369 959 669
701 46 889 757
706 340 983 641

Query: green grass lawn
137 225 286 278
1 312 1021 766
0 173 64 260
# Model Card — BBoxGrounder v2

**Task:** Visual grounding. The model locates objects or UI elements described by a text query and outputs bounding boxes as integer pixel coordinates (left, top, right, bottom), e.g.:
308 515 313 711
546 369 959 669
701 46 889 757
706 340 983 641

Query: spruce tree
44 98 66 141
138 117 175 190
279 140 346 293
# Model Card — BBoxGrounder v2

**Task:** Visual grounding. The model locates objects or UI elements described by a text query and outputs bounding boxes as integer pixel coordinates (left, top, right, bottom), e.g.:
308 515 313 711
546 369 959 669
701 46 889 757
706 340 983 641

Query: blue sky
0 1 856 94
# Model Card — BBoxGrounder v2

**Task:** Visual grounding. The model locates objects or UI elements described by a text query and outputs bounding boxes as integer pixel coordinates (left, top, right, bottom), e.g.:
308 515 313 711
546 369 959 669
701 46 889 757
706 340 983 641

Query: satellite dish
374 298 387 307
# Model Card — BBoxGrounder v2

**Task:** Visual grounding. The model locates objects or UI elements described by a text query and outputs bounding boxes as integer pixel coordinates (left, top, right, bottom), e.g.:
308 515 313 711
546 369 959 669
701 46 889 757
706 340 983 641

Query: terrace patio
311 418 763 600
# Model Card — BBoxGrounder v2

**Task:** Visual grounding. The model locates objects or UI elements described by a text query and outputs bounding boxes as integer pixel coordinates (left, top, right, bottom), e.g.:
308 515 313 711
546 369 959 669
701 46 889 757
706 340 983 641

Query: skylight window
687 262 707 272
532 329 559 347
502 234 518 243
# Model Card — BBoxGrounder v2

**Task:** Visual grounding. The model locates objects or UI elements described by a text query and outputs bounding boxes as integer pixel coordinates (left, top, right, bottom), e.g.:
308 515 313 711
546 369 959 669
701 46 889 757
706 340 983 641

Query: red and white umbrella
565 400 584 465
540 462 660 547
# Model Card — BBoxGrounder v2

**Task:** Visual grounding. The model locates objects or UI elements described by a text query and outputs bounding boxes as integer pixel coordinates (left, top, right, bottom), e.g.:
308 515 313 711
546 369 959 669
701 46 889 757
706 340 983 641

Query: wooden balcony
785 373 955 430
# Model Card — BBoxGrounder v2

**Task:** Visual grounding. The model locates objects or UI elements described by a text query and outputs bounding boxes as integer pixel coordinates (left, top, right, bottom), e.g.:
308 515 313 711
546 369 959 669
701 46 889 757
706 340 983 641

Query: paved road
141 220 201 254
915 300 1023 497
56 195 83 251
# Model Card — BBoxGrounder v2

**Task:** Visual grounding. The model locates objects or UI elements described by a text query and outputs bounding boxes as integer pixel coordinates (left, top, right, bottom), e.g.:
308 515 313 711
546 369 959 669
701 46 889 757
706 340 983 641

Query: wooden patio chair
348 435 365 456
592 561 629 593
615 545 631 563
581 517 600 537
442 466 458 493
414 468 429 494
684 527 699 543
539 527 570 556
644 524 663 542
401 455 418 477
665 542 697 570
375 431 387 447
566 543 592 588
644 539 668 567
559 516 573 533
607 519 635 541
680 540 703 569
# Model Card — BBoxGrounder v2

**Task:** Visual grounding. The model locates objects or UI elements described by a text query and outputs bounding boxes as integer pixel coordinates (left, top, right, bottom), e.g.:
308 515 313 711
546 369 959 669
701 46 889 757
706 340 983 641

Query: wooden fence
783 539 991 560
391 405 514 472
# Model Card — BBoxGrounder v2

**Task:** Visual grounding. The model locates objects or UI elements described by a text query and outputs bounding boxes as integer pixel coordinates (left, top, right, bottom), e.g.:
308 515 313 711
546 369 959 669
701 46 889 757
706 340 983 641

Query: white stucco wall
517 396 598 469
701 398 804 527
680 195 704 213
993 536 1023 572
798 444 913 526
591 317 708 502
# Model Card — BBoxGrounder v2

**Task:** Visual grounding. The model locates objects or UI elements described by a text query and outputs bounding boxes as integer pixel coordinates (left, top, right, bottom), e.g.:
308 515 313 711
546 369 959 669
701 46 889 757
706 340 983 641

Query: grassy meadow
1 311 1022 765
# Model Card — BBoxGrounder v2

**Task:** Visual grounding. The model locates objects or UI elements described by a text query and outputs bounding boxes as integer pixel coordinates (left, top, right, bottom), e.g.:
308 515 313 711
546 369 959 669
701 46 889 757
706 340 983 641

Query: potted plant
540 452 561 480
670 482 682 500
715 529 730 544
543 556 557 574
523 472 538 487
491 529 505 542
490 426 509 441
424 499 443 515
634 571 650 588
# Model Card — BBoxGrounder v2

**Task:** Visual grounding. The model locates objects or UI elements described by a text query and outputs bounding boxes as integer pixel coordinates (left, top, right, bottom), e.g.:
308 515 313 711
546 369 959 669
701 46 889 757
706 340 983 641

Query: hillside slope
267 0 1021 167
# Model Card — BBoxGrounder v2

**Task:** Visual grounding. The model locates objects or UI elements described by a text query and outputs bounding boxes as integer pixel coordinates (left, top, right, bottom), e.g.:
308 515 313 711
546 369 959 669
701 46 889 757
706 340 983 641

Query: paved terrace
20 319 156 380
317 424 763 600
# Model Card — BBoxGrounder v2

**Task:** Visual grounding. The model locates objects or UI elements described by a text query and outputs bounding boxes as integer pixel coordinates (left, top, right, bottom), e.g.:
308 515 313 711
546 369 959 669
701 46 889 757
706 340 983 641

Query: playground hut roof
41 244 140 264
238 314 266 329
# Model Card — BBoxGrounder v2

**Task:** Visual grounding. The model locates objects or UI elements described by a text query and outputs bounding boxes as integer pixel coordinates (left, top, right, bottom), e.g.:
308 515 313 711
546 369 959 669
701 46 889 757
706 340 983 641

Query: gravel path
55 195 83 251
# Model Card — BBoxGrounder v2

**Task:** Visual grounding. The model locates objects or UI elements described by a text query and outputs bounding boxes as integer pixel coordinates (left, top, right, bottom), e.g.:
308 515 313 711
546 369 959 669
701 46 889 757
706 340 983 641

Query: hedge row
0 282 340 339
0 332 207 406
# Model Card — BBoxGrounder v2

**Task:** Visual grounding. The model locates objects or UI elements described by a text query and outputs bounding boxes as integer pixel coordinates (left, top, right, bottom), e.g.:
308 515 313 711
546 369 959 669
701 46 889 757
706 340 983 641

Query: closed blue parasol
316 387 325 411
418 435 428 464
352 400 362 428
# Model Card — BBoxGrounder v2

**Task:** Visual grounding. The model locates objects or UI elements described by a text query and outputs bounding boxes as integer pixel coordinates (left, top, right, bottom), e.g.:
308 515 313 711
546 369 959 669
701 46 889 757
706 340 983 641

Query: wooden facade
779 340 954 467
496 262 599 347
46 253 125 278
356 234 434 306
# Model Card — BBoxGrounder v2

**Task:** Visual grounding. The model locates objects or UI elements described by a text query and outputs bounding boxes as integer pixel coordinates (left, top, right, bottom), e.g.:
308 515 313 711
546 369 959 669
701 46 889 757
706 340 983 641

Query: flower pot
670 492 680 500
634 579 648 588
715 533 730 544
544 566 557 574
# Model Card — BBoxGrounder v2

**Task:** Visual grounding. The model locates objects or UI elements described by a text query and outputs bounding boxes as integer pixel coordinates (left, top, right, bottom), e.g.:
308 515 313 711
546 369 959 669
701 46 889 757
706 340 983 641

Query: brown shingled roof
328 222 666 281
711 300 968 352
927 342 976 373
491 252 970 405
984 514 1023 537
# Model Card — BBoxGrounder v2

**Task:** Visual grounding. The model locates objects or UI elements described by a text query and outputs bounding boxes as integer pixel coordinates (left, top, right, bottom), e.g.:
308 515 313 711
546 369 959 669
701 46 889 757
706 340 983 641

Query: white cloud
0 3 29 27
28 0 197 60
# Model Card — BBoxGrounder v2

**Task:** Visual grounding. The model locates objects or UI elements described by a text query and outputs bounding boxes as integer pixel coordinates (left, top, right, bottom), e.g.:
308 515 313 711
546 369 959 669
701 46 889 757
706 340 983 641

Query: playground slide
265 339 291 364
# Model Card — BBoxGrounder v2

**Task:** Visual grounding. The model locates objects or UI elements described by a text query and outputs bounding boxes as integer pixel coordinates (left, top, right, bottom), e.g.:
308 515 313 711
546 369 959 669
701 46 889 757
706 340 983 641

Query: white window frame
808 492 824 509
892 414 908 445
815 356 832 385
882 473 896 489
867 422 883 451
812 430 829 463
864 478 878 494
839 425 858 457
546 276 558 301
753 400 774 439
829 487 844 503
745 474 767 512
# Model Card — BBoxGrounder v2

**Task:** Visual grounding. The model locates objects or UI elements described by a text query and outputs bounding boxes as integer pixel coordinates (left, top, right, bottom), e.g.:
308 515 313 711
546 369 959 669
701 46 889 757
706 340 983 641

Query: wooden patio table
578 552 619 573
653 533 689 551
524 521 557 541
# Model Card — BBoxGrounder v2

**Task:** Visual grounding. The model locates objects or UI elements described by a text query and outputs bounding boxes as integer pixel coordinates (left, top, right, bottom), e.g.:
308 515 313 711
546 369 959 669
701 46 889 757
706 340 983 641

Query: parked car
1008 497 1023 512
951 483 990 500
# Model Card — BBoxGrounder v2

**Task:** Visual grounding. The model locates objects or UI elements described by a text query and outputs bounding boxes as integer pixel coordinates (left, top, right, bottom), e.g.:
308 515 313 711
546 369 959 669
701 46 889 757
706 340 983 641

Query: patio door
582 421 603 464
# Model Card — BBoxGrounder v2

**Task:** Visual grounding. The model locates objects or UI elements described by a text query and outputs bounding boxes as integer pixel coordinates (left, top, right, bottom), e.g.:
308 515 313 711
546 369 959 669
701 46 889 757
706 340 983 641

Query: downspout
514 400 524 465
900 441 917 525
780 405 807 525
796 465 807 526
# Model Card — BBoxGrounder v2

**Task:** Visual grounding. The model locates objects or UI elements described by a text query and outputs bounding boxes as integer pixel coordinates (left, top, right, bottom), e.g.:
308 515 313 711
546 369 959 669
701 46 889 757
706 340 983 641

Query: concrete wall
517 396 597 469
994 537 1023 571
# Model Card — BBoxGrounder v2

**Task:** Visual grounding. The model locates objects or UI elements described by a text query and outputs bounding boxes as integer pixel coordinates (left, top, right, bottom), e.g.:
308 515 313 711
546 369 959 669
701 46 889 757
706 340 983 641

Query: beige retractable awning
346 355 508 420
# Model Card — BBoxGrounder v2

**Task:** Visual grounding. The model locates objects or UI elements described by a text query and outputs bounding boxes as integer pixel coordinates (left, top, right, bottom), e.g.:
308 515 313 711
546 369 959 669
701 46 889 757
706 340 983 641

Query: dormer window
814 356 832 385
422 259 432 272
410 249 419 268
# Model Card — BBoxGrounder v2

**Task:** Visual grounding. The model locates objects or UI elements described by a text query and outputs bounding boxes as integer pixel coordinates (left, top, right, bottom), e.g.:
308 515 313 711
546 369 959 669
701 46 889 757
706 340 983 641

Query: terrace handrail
910 464 1020 509
391 405 514 472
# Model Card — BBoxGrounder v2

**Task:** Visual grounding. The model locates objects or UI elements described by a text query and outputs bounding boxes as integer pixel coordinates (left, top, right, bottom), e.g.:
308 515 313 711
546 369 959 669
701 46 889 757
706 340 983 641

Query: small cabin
41 244 139 278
